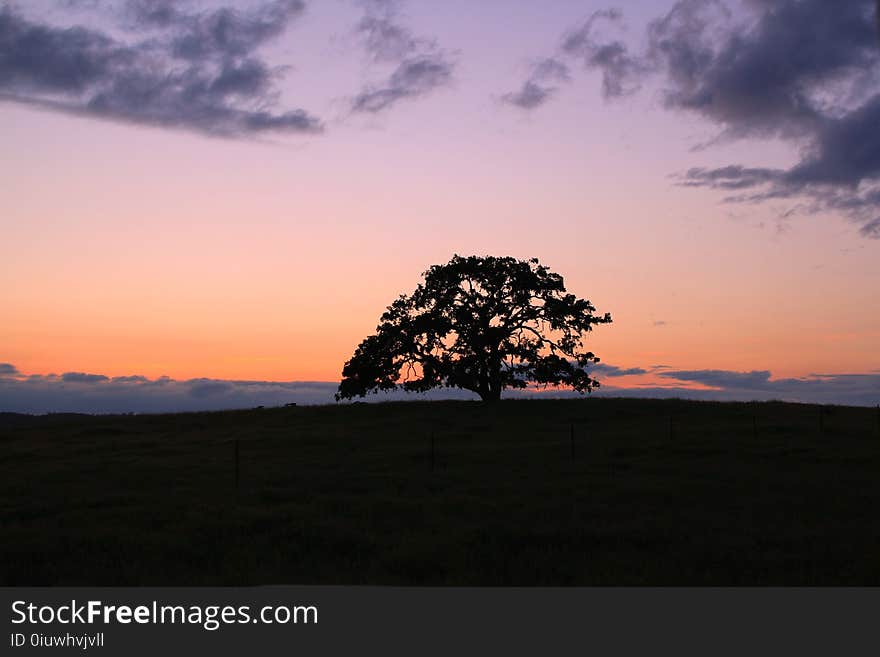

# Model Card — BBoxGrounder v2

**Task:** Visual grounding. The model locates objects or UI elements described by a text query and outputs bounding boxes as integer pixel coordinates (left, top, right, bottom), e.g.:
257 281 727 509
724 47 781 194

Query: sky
1 0 879 412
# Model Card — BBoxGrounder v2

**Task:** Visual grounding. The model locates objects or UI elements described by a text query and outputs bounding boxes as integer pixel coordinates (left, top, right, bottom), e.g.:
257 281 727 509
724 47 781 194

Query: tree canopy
336 255 612 402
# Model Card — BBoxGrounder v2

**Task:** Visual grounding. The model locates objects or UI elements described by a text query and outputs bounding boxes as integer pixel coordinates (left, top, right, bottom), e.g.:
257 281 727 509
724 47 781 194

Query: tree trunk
481 347 502 402
478 389 501 402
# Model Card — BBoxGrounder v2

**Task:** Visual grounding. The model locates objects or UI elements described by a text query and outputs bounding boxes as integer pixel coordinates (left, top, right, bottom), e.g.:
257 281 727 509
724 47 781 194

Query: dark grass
2 398 879 585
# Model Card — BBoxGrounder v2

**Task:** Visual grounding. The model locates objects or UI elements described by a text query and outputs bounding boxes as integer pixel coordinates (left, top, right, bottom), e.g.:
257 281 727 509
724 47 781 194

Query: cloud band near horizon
1 363 876 414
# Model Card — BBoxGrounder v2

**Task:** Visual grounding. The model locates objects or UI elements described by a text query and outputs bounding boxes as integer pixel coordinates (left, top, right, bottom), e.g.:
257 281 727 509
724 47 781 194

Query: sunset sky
2 0 879 411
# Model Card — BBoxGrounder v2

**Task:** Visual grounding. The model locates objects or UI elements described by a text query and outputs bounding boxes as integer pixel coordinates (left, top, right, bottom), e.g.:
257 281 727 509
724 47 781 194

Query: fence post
752 412 757 439
430 432 435 472
570 423 575 461
819 406 824 436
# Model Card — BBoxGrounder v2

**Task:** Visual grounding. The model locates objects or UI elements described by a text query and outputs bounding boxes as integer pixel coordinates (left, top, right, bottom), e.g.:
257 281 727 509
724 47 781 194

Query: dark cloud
0 9 122 93
503 0 880 237
658 369 772 388
168 0 305 61
589 363 649 377
500 81 553 110
0 370 341 414
647 0 877 140
550 365 879 406
500 57 570 110
596 378 880 407
0 363 20 377
61 372 110 383
646 0 880 238
640 368 880 407
124 0 186 28
0 363 877 413
350 0 454 114
110 375 149 383
0 3 322 137
681 91 880 235
861 217 880 238
188 379 234 398
57 1 105 9
0 370 479 413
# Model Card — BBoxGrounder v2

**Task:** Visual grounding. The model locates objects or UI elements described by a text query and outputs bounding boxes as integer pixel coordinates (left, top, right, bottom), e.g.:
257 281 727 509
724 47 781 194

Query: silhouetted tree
336 255 612 402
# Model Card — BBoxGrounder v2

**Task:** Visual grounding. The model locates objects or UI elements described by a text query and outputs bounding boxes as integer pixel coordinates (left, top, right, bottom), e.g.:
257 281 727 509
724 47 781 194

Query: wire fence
217 402 880 492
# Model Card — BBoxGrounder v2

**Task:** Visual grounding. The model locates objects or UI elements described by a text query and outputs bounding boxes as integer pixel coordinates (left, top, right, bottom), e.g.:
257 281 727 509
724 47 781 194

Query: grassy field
2 398 879 585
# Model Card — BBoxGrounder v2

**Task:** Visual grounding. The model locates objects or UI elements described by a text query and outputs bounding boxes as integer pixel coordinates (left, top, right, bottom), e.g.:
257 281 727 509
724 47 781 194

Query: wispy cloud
560 8 647 99
500 57 571 110
349 0 454 114
499 8 644 110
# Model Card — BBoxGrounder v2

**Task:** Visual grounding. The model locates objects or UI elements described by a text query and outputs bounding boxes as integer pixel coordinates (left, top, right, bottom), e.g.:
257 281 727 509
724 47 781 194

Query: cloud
188 379 234 398
504 0 880 238
166 0 305 61
680 94 880 235
352 54 453 113
643 0 880 237
0 363 20 377
861 217 880 238
110 375 149 383
4 362 874 414
499 9 644 110
541 365 880 406
646 0 877 140
589 363 649 377
123 0 187 29
355 0 422 63
658 369 772 389
560 9 646 99
0 2 322 137
640 368 880 406
349 0 454 114
595 378 880 406
61 372 110 383
0 369 343 414
500 57 571 110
